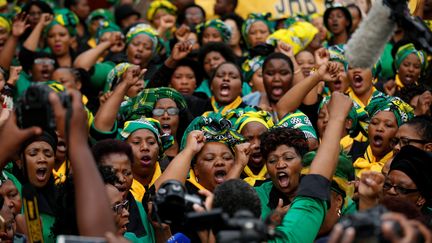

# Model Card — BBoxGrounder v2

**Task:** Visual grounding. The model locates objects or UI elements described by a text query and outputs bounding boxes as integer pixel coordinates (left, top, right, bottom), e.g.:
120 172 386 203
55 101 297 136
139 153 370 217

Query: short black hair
263 52 294 75
404 116 432 142
398 83 428 105
64 0 78 8
260 127 309 160
91 139 134 165
98 165 120 186
172 58 204 87
209 62 243 85
176 3 207 26
198 42 237 78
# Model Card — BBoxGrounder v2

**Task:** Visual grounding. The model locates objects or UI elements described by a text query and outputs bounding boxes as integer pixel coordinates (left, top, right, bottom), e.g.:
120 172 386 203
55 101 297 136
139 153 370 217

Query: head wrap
119 118 173 154
119 87 188 122
146 0 177 22
46 8 79 36
241 55 265 83
323 3 352 32
365 95 414 127
86 9 115 27
242 13 274 47
277 110 317 139
96 21 122 43
180 113 245 150
21 131 58 154
232 110 274 133
104 62 134 93
394 43 428 72
267 21 318 55
126 23 159 53
328 44 348 71
390 145 432 205
196 19 232 43
302 150 354 200
0 14 11 34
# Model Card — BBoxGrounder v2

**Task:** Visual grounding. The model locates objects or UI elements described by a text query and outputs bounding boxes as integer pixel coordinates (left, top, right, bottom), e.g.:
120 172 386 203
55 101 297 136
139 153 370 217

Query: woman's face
319 191 343 236
348 67 373 97
152 9 171 29
105 184 129 235
317 104 329 138
152 98 180 137
224 19 240 46
100 153 133 199
266 145 302 196
210 63 242 105
127 129 160 179
241 122 268 169
203 51 226 76
31 58 55 82
185 7 204 26
202 27 223 45
328 62 349 92
0 180 22 215
47 25 72 57
263 58 293 103
295 51 315 77
393 124 429 154
311 17 327 41
24 141 55 188
398 54 421 86
368 111 398 159
384 170 424 207
28 5 42 28
249 68 265 93
127 34 154 68
194 142 235 192
170 65 196 95
327 9 349 35
248 21 270 47
52 68 80 90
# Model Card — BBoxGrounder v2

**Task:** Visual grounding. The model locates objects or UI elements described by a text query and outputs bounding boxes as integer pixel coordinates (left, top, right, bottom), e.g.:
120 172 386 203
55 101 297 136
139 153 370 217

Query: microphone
345 0 397 69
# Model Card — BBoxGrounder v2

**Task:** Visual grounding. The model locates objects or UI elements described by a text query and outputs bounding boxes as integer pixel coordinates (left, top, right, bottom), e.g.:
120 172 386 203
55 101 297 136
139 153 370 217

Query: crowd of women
0 0 430 242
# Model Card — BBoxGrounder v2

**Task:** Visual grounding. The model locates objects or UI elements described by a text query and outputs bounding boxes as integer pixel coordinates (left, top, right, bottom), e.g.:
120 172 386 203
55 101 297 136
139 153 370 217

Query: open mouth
140 155 152 166
372 134 384 148
41 69 51 80
250 152 262 164
214 169 227 184
277 171 290 188
178 88 191 94
352 74 363 89
271 85 284 97
161 124 171 135
219 83 231 97
132 54 143 64
36 167 48 182
333 80 342 91
57 141 67 153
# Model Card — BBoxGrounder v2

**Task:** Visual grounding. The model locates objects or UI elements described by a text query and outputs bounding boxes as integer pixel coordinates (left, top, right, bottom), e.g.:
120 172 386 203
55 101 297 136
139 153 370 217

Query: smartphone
56 235 107 243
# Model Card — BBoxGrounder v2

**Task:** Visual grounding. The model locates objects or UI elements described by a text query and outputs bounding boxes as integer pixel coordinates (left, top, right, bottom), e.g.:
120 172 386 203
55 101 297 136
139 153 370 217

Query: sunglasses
34 58 55 65
383 182 418 195
152 107 180 116
112 200 129 214
390 137 429 148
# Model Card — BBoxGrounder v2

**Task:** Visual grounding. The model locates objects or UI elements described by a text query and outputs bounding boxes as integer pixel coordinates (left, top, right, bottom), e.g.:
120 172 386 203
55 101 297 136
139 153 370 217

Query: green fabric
328 44 348 71
15 72 32 100
0 14 11 33
86 9 115 27
302 151 353 181
365 95 414 127
126 24 159 53
41 213 56 243
196 19 232 43
124 200 156 243
242 56 265 83
146 0 177 22
46 9 79 36
342 197 357 216
376 43 395 81
91 61 116 91
277 110 317 139
96 21 121 43
104 62 133 93
2 170 22 196
195 79 253 98
394 43 427 72
242 13 274 48
254 181 274 219
89 120 118 145
231 109 274 132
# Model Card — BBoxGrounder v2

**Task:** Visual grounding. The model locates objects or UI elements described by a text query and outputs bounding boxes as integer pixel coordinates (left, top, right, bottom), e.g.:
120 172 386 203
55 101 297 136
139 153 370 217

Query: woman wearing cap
323 4 352 46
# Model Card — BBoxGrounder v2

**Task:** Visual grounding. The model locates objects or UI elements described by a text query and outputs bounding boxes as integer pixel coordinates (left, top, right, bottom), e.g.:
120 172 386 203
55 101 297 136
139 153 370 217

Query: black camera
16 84 71 131
153 180 203 224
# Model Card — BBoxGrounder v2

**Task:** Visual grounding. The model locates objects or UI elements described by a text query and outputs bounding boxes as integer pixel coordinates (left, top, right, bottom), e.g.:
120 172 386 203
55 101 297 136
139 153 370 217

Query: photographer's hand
381 213 418 243
328 224 355 243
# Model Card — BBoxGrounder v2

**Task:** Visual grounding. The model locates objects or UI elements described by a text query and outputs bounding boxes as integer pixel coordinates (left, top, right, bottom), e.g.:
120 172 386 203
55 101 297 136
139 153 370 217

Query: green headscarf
328 44 348 71
146 0 177 22
365 95 414 127
126 23 160 53
46 8 79 36
86 9 115 27
104 62 134 93
394 43 428 72
232 110 274 133
95 21 122 43
241 55 265 83
196 19 232 43
277 110 317 139
118 118 173 154
119 87 188 122
180 113 245 150
242 13 274 47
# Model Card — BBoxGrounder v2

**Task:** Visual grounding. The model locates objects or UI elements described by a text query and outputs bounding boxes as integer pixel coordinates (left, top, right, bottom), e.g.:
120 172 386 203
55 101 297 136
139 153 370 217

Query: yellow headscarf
0 15 11 33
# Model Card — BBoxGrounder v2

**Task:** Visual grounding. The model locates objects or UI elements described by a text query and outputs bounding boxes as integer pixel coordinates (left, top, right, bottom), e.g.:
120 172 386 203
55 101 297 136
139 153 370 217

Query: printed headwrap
180 113 245 150
126 23 160 53
319 96 369 137
0 14 11 33
119 87 187 122
86 9 115 27
232 110 274 133
196 19 232 43
241 55 265 83
328 44 348 71
267 21 318 55
242 13 274 47
302 150 355 202
146 0 177 22
277 110 317 139
104 62 134 93
365 95 414 127
96 21 122 43
46 8 79 36
119 118 174 154
394 43 428 72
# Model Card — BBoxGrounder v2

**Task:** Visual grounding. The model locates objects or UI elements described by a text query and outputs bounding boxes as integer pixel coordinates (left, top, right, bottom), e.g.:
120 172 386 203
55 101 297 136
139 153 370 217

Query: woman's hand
175 25 191 42
122 65 147 87
358 171 384 200
314 48 330 67
383 79 396 96
317 62 340 82
234 142 251 168
327 91 353 122
12 13 30 38
185 130 206 155
38 13 53 27
6 66 22 86
276 41 294 58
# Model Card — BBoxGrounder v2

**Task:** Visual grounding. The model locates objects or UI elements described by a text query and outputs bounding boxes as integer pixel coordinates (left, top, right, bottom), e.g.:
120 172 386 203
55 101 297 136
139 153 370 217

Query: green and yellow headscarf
196 19 232 43
365 95 414 127
277 110 317 140
104 62 134 93
328 44 348 71
46 8 79 36
394 43 427 72
0 14 11 34
242 55 265 83
242 13 273 48
233 110 274 133
119 118 173 154
146 0 177 22
126 23 160 53
95 20 122 43
86 8 115 27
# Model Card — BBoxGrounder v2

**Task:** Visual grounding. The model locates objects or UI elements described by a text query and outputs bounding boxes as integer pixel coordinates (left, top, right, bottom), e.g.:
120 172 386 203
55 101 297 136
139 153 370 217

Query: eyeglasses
112 200 129 214
383 182 418 195
390 137 429 148
152 107 180 116
34 58 55 65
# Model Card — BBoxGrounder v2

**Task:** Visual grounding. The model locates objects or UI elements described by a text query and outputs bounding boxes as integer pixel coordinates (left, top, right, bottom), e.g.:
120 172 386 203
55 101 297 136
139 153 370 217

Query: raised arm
0 13 29 69
226 142 251 180
23 13 52 51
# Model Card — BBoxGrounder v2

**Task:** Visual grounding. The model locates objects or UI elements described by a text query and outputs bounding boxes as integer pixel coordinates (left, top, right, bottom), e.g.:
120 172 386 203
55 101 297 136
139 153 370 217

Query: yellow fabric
340 135 354 153
353 146 393 177
347 86 377 108
87 38 97 49
239 117 271 132
210 96 243 115
395 74 418 91
52 161 67 184
0 16 10 33
130 162 162 202
187 169 207 191
243 165 267 186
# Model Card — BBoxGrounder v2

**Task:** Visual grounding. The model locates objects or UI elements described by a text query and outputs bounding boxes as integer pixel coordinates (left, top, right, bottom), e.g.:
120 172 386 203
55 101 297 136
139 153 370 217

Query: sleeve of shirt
88 120 118 144
146 63 174 88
